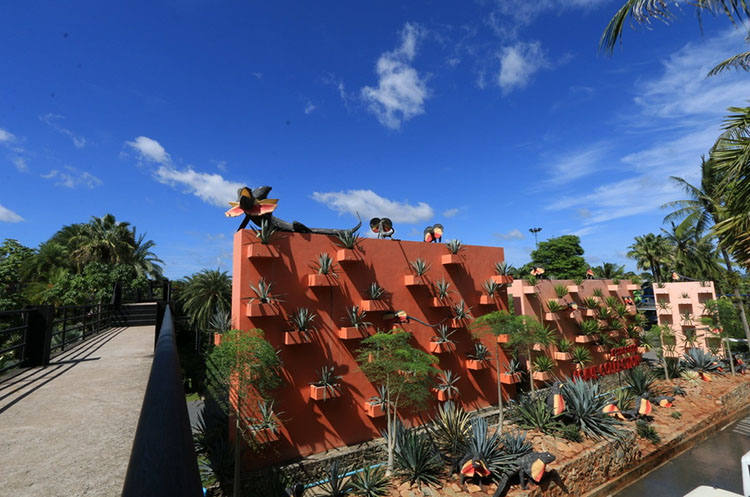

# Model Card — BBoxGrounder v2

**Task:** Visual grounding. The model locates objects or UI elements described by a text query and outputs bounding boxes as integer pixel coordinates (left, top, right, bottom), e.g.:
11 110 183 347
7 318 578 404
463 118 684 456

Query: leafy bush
561 378 625 440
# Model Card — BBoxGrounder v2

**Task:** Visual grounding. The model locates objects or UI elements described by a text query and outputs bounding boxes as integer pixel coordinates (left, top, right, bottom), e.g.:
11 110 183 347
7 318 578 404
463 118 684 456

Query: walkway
0 325 155 497
615 414 750 496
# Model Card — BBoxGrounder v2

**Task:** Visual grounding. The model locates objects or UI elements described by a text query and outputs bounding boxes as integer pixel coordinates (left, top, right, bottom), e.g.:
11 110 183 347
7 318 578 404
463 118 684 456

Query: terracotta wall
232 230 513 464
509 278 641 378
654 281 717 354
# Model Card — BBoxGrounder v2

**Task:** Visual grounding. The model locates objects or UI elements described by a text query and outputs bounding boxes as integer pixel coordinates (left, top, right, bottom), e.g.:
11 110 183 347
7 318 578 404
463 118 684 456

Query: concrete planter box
434 390 455 402
554 351 573 361
284 331 312 345
532 371 552 381
308 274 336 287
404 275 427 287
246 302 279 317
466 359 489 371
479 295 497 305
626 284 639 291
496 334 510 344
213 334 223 346
491 275 513 284
441 254 461 265
501 373 521 384
583 309 597 317
336 248 359 263
246 243 275 259
575 334 598 343
310 384 341 401
252 427 279 443
339 327 366 340
365 401 385 418
431 298 450 308
360 300 387 312
522 286 536 295
607 284 619 292
567 285 580 293
428 341 454 354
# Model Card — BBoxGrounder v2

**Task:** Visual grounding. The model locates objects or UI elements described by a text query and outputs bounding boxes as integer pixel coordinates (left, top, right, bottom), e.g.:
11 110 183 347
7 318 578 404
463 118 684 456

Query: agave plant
434 278 451 300
579 319 600 336
636 420 661 444
681 292 690 299
613 387 635 412
209 308 231 335
249 278 280 303
683 349 722 375
597 307 614 321
253 218 278 244
533 355 555 373
249 399 283 434
432 324 456 345
350 465 388 497
314 253 338 276
546 299 565 313
452 300 472 320
409 257 431 276
613 303 628 319
428 401 472 460
344 305 370 330
583 297 600 310
446 239 463 254
557 337 573 353
311 365 342 400
572 276 584 286
318 460 353 497
561 378 625 440
290 308 316 332
366 282 385 300
482 279 500 297
657 301 671 312
393 429 443 487
625 367 655 397
681 312 694 325
506 357 522 375
500 430 533 457
514 394 558 433
436 370 461 398
467 342 491 362
460 417 516 480
525 274 538 286
592 288 604 298
335 229 360 250
571 346 592 369
604 296 619 309
494 261 512 275
553 284 569 299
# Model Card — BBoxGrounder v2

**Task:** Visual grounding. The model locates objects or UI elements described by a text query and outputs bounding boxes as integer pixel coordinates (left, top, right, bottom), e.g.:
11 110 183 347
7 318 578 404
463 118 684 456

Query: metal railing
121 305 202 497
50 303 114 356
0 309 31 374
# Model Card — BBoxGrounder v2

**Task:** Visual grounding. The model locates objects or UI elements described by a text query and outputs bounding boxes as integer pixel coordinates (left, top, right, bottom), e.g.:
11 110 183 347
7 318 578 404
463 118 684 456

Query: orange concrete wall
654 281 717 354
509 278 640 378
232 230 512 464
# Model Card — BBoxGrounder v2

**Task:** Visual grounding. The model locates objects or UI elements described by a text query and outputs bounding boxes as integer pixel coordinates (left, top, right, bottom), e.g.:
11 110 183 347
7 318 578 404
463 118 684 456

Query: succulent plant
494 261 512 275
625 367 655 397
467 342 491 362
344 305 370 330
366 282 385 300
319 460 353 497
452 300 472 320
500 430 533 456
533 354 555 373
253 218 278 244
249 278 279 304
428 401 472 459
436 370 461 398
572 276 584 286
546 299 565 313
557 337 573 353
579 319 600 336
311 365 342 400
561 378 625 440
290 307 316 332
335 229 361 250
445 239 463 254
604 296 619 309
553 284 569 299
393 429 443 487
571 346 592 368
409 257 431 276
506 357 522 374
460 418 516 480
434 278 451 300
525 274 538 286
514 394 557 433
482 279 501 297
683 348 722 375
583 297 600 310
350 465 388 497
314 253 338 276
432 324 456 345
592 288 604 298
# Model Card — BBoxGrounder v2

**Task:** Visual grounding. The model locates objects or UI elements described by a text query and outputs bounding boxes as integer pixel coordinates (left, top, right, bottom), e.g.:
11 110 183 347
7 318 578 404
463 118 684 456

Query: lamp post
529 227 542 249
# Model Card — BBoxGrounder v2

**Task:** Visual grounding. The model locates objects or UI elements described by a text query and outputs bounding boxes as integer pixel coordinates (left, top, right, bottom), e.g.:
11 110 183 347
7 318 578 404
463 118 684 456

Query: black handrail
121 305 203 497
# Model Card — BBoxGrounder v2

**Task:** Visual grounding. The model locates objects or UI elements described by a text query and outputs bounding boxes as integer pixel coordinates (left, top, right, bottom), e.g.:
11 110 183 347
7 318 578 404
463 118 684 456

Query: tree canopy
529 235 588 280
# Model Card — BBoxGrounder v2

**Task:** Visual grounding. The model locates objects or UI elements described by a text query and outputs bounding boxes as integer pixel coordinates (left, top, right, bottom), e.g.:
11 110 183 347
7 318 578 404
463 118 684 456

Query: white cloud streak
442 208 460 218
361 23 430 129
494 228 525 240
0 128 15 143
312 189 434 224
40 114 86 149
0 204 23 223
41 166 102 189
497 41 549 93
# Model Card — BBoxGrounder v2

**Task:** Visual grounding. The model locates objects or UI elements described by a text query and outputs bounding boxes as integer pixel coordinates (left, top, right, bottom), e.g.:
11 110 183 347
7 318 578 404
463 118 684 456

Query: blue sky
1 1 748 279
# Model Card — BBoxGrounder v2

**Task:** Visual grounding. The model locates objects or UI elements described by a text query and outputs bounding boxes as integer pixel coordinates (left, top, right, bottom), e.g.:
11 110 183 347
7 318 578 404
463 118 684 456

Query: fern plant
445 239 463 254
409 258 431 276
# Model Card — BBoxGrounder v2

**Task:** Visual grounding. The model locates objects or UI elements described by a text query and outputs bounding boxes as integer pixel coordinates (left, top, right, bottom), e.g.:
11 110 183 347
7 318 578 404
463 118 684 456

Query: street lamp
529 227 542 249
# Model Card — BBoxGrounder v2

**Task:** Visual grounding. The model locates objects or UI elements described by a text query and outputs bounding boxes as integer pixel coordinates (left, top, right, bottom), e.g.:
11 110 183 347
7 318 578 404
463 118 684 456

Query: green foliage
579 319 600 336
571 346 592 368
533 355 555 373
561 378 625 440
461 417 516 479
514 394 557 433
557 338 573 353
249 278 278 303
178 269 231 332
554 423 583 442
530 235 588 280
445 239 463 254
367 282 385 300
500 430 533 456
350 465 388 497
636 420 661 444
625 367 655 397
335 229 360 250
494 261 512 275
554 284 569 298
583 297 600 310
0 239 35 310
393 429 443 487
671 411 682 419
482 279 500 296
319 460 353 497
452 300 472 320
433 324 455 345
314 253 337 276
428 401 472 459
546 299 564 312
290 308 316 331
253 219 277 245
345 305 370 330
683 349 722 374
572 276 584 286
614 388 635 411
436 370 461 398
409 258 430 276
434 278 451 299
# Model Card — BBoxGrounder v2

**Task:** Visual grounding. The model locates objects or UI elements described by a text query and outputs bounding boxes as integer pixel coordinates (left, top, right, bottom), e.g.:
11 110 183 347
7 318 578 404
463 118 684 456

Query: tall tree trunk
495 342 504 430
720 249 750 346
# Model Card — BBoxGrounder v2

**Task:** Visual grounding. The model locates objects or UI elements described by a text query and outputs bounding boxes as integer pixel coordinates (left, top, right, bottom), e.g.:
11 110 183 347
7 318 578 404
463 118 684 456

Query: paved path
0 325 154 497
616 415 750 497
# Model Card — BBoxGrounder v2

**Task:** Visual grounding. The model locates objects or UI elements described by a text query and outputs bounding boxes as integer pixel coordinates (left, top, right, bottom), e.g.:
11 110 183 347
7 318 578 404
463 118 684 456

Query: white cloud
304 101 318 114
154 165 243 207
543 143 609 185
41 166 102 189
312 189 434 223
40 114 86 149
442 208 460 218
487 0 609 39
497 41 549 93
361 23 430 129
494 229 525 240
126 136 170 164
0 128 15 143
0 204 23 223
11 157 27 173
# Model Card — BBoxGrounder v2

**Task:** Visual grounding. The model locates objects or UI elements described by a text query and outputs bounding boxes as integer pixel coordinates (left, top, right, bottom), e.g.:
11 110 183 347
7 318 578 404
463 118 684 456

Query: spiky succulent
318 460 353 497
436 370 461 397
446 239 463 254
500 430 533 456
314 253 337 276
533 355 555 373
290 307 316 331
561 378 625 441
546 299 565 312
571 346 592 368
579 319 600 336
409 257 431 276
482 279 500 297
460 418 516 480
350 465 388 497
514 395 557 433
452 300 472 320
335 229 360 250
428 401 472 459
557 337 573 353
683 348 722 375
554 284 569 298
366 282 385 300
494 261 512 276
393 429 443 487
583 297 600 310
434 278 451 299
254 218 277 244
433 324 456 345
344 305 371 330
625 367 655 397
249 278 279 303
467 342 491 362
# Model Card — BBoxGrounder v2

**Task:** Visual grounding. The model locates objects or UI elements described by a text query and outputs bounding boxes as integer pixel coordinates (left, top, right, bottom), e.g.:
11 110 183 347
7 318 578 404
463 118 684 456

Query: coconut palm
627 234 670 283
69 214 135 269
591 262 626 279
128 229 164 279
178 269 232 332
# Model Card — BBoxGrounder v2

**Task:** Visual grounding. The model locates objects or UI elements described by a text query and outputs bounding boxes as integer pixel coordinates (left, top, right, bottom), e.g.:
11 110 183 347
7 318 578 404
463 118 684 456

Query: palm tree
591 262 626 279
128 229 164 279
178 269 232 333
627 234 670 283
69 214 135 269
664 160 750 344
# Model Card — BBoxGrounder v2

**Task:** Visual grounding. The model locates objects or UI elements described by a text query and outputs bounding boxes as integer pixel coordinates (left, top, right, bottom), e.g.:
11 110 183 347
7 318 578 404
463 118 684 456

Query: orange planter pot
246 243 275 259
441 254 461 265
543 313 559 322
246 302 279 317
428 341 454 354
626 284 639 291
607 285 619 292
336 248 359 263
496 334 510 344
284 331 312 345
360 300 387 312
594 345 608 353
583 309 597 317
450 319 468 329
213 334 223 346
479 295 497 305
554 352 572 361
466 359 488 370
308 274 335 287
567 285 579 293
575 334 597 343
435 390 454 401
522 286 536 295
431 298 450 308
310 384 341 401
365 401 385 418
404 275 427 286
491 275 513 284
339 327 366 340
501 373 521 384
532 371 552 381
